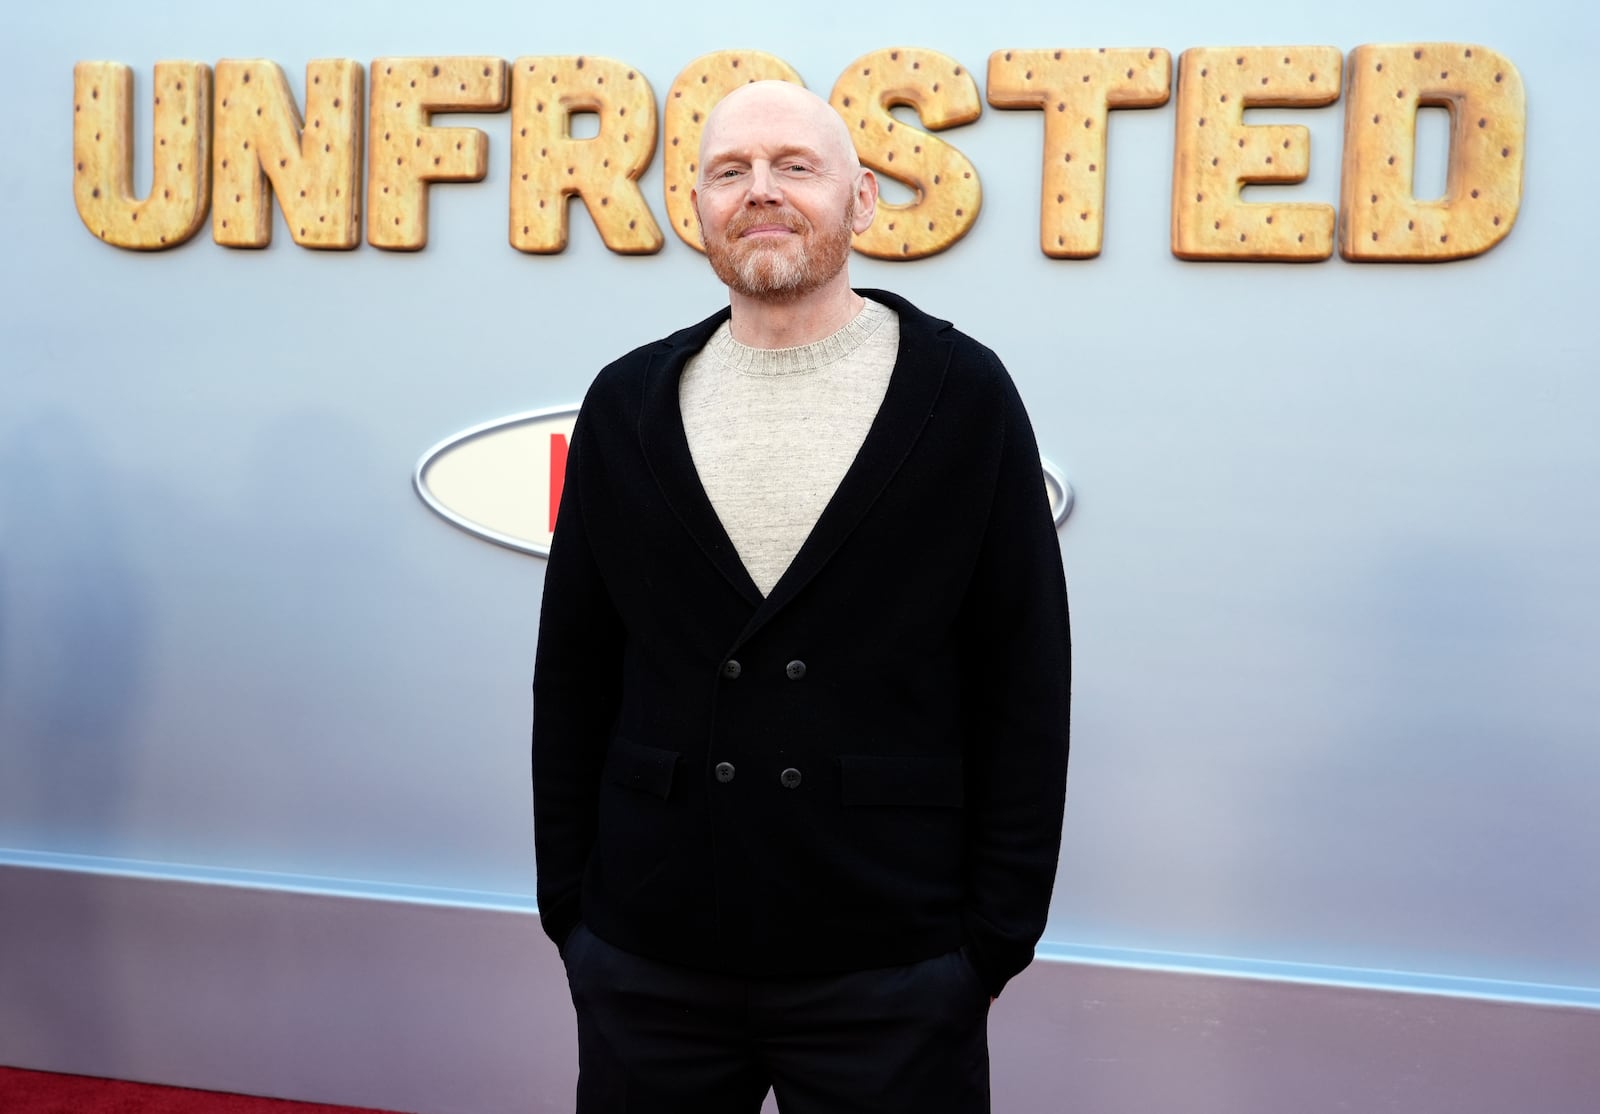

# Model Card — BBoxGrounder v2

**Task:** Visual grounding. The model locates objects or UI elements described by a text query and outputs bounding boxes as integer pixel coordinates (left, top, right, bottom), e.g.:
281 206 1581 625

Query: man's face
692 84 876 302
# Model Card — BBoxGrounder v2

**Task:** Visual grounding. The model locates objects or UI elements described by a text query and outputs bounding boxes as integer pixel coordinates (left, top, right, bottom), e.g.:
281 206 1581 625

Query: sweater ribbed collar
705 298 890 377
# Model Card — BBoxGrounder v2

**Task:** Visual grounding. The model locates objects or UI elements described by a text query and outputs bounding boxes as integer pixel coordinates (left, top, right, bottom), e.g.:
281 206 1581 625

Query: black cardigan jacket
532 289 1071 996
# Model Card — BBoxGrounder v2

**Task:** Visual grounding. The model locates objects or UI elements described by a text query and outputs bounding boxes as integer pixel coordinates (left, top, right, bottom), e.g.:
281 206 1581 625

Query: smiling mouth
728 210 807 240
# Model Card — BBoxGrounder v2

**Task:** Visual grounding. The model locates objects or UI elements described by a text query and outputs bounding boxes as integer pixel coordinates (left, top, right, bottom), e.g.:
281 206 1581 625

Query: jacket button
779 767 802 789
715 762 736 783
784 660 807 681
721 660 742 680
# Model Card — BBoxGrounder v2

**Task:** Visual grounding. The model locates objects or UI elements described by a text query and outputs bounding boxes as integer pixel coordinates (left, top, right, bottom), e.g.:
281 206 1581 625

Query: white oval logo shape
415 406 1074 557
414 406 580 557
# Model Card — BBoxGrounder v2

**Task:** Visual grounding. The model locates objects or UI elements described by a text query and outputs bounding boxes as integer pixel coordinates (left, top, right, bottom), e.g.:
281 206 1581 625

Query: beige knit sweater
679 299 900 595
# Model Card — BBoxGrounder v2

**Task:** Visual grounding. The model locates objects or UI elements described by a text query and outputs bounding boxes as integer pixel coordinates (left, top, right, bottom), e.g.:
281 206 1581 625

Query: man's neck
726 275 865 349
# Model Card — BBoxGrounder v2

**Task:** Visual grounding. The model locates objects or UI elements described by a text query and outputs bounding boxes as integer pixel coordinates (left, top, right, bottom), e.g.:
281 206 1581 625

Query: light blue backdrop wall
3 0 1597 1019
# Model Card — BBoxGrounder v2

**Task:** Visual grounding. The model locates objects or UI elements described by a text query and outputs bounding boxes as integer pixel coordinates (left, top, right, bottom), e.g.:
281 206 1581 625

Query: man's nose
745 162 782 204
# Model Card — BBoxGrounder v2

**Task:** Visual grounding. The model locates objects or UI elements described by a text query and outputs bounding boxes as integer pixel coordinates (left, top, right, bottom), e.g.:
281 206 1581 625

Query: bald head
697 81 861 185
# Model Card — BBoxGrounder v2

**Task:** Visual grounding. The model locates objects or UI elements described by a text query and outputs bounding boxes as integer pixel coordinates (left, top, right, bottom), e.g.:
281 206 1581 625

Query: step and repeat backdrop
3 0 1596 999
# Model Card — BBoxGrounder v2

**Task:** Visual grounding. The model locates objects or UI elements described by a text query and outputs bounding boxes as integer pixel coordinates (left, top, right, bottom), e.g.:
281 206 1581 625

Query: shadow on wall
213 406 507 880
0 410 150 832
0 402 473 1071
0 408 150 1064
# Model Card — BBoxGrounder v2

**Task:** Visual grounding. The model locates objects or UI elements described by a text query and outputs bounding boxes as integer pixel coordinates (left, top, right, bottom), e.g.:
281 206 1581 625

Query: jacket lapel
740 291 953 642
636 309 766 607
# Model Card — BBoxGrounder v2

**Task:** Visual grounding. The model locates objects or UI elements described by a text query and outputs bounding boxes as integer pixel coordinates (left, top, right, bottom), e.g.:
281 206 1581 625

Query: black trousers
562 924 992 1114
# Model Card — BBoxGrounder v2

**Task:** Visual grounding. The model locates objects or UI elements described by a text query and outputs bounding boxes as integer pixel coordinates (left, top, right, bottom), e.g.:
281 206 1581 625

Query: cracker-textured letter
367 57 509 251
1171 47 1342 261
73 60 211 250
509 56 662 254
1339 44 1525 261
830 48 982 260
988 48 1170 258
213 59 363 249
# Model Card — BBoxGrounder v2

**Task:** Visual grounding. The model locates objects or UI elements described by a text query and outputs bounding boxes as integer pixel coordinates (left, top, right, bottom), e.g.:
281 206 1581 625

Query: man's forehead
702 137 829 163
711 79 824 120
702 82 855 161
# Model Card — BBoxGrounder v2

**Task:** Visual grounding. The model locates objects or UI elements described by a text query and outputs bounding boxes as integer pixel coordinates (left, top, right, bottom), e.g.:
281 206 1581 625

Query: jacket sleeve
531 404 624 952
957 365 1072 997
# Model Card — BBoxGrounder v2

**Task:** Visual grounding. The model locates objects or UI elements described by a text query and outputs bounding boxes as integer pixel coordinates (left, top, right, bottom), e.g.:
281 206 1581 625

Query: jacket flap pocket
840 754 964 808
604 739 680 800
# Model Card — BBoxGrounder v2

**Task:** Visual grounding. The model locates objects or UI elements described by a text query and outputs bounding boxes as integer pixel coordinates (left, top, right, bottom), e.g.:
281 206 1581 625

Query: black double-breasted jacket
532 289 1071 996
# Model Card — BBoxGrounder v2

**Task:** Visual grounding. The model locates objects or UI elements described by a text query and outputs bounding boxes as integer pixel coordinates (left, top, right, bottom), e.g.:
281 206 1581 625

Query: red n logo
548 433 569 533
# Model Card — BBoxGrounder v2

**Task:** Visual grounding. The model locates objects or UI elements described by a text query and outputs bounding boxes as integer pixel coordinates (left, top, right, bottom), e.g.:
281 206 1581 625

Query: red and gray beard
705 202 856 302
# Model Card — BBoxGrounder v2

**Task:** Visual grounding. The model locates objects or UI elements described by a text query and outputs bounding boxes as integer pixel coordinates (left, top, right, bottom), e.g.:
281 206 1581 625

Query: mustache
724 208 809 239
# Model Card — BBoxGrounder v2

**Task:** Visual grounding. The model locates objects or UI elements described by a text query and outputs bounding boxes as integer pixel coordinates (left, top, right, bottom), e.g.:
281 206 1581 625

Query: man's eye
719 168 742 178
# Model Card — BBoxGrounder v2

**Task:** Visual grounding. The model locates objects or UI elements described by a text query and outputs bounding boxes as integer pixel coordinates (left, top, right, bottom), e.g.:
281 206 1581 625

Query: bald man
533 81 1071 1114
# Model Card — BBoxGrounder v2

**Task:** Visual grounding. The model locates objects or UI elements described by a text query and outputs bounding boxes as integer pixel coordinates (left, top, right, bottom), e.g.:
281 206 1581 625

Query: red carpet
0 1067 411 1113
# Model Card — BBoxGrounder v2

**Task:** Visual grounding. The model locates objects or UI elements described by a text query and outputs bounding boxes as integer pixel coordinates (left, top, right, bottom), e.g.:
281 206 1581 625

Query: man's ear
851 169 879 234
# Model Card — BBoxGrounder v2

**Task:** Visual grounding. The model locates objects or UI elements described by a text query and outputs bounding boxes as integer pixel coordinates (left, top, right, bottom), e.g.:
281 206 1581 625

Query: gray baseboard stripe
2 855 1596 1114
